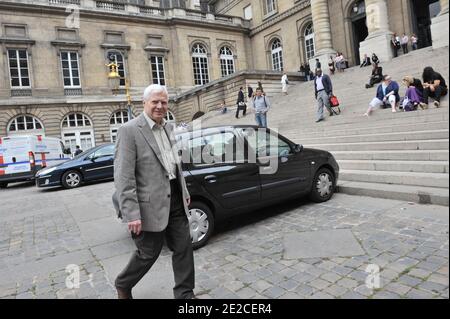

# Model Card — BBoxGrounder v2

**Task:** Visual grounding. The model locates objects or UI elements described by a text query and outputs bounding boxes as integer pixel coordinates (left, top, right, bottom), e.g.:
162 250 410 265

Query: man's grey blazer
113 113 190 232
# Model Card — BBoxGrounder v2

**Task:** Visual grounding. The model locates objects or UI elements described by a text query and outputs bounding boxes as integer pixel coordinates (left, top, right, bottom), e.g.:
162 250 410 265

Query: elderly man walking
314 68 333 123
113 84 195 299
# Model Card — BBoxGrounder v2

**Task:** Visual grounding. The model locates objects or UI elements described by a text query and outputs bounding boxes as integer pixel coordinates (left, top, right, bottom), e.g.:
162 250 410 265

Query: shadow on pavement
1 181 35 190
37 178 114 193
214 196 311 235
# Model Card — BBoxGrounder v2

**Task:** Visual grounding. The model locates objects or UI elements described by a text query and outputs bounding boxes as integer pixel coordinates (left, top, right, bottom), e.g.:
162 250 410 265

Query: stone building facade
0 0 447 150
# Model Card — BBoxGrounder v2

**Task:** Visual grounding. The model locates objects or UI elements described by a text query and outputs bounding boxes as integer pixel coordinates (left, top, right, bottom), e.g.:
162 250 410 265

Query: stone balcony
1 0 250 28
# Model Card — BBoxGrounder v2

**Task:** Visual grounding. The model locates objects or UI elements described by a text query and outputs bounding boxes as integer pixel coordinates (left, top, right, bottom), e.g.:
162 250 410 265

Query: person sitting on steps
401 76 424 111
364 75 400 117
420 66 448 109
365 63 383 89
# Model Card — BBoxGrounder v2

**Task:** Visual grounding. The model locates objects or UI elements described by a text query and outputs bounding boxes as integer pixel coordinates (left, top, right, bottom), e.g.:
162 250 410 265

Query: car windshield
71 147 97 160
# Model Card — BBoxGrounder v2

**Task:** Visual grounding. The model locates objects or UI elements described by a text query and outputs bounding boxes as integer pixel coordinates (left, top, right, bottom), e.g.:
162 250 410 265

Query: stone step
332 150 449 161
268 107 449 127
268 102 449 121
299 129 449 144
303 139 449 152
208 107 449 130
338 160 449 174
339 169 449 188
284 121 449 139
337 180 449 206
199 46 450 206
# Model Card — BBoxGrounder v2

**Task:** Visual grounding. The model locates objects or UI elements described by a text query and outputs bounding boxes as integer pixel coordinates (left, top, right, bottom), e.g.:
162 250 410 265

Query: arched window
219 46 235 77
7 115 44 136
192 43 210 86
61 113 95 154
110 110 130 143
271 38 283 71
304 23 315 60
165 110 176 123
107 51 126 86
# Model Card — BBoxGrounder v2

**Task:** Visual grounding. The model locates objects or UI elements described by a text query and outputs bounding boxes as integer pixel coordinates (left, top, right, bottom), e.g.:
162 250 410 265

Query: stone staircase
198 46 450 206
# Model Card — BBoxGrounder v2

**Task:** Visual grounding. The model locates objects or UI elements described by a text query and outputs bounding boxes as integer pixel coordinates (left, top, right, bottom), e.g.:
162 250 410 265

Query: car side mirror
294 144 303 153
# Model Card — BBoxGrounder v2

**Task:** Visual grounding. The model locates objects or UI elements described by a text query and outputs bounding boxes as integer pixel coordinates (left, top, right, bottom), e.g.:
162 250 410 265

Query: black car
35 143 115 189
36 126 339 249
177 125 339 249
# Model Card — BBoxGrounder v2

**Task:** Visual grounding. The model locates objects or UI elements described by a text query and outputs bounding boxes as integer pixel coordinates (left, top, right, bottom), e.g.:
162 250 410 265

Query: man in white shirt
401 34 409 54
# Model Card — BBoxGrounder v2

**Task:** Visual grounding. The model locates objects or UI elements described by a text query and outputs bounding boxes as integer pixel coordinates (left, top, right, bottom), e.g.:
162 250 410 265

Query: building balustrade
2 0 245 27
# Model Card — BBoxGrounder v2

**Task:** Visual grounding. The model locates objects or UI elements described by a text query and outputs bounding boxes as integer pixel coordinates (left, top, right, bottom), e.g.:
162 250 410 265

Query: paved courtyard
0 180 448 299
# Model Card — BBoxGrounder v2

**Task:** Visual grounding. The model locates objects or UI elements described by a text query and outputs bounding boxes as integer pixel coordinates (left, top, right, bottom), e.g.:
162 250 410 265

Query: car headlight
38 166 58 176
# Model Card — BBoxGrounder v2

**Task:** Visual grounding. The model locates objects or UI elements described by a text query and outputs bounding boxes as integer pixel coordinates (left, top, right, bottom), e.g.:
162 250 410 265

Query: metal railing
10 89 32 97
96 1 126 11
139 6 164 16
48 0 81 5
64 88 83 96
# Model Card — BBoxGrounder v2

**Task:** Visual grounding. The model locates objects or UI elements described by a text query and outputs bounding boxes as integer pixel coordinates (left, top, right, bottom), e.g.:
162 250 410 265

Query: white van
0 135 70 188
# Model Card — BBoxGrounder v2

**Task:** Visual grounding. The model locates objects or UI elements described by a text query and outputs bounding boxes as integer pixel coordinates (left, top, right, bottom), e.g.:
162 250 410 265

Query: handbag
329 94 340 107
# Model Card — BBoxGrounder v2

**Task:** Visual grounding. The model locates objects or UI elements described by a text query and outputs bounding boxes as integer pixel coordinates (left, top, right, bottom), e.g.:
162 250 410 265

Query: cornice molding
0 2 249 33
249 0 311 37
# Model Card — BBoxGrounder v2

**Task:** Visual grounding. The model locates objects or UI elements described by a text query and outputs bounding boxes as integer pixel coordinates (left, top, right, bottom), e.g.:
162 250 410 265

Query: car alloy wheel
188 208 209 243
62 170 82 189
316 172 333 198
310 168 335 203
187 201 214 249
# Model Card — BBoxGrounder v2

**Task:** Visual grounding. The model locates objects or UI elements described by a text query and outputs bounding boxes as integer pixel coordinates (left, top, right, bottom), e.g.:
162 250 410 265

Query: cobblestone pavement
0 181 448 299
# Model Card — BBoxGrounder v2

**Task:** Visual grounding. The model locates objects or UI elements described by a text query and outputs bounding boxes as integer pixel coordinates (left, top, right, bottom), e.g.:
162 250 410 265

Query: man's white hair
143 84 168 101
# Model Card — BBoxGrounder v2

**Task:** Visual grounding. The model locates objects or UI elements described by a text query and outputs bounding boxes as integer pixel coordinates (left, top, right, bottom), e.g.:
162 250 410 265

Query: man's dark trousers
235 103 247 118
423 85 448 103
115 179 195 299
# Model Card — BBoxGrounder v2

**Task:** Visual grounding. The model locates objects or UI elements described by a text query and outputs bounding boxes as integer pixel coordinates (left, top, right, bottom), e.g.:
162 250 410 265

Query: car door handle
204 175 217 183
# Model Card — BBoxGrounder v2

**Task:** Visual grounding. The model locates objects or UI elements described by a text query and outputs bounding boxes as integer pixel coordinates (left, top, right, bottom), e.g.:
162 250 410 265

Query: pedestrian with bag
236 87 247 118
314 68 334 123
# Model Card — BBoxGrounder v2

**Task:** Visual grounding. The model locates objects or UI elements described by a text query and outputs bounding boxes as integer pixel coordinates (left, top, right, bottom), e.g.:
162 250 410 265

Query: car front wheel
61 170 82 189
309 168 335 202
187 201 214 250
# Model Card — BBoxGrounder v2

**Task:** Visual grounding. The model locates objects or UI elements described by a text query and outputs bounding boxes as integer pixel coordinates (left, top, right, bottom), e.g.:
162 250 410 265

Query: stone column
310 0 336 72
431 0 449 49
359 0 393 63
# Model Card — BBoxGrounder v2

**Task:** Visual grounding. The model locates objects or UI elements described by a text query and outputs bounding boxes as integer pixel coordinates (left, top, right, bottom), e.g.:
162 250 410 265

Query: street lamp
106 55 133 121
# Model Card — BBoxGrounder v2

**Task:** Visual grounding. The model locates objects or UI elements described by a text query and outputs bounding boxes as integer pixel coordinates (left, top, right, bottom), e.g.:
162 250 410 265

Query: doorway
410 0 441 49
350 1 368 66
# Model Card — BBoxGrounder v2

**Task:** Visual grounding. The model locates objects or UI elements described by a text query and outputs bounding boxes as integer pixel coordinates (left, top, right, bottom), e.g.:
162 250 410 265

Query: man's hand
186 197 191 206
128 220 142 235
